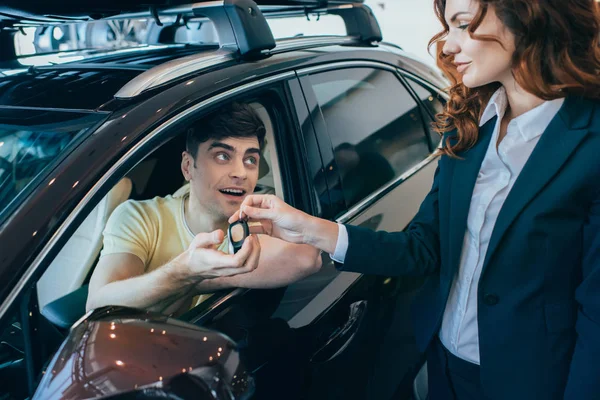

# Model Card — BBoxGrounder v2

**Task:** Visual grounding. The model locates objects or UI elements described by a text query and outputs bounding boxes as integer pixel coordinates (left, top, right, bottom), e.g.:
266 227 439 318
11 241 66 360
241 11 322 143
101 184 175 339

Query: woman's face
442 0 516 88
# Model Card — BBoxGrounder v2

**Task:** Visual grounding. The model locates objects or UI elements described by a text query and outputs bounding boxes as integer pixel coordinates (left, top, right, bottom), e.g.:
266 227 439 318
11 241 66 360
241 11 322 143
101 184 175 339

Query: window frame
399 70 449 150
0 72 318 397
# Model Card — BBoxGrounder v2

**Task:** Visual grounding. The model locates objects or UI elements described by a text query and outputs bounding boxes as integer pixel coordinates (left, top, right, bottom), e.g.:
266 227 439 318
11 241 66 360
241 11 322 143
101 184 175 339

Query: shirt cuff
330 223 349 264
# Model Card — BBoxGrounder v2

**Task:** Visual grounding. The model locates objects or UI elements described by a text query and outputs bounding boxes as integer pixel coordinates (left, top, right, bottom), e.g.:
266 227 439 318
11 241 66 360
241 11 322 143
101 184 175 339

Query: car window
35 99 284 323
1 98 287 399
0 109 107 223
308 68 431 211
405 77 446 147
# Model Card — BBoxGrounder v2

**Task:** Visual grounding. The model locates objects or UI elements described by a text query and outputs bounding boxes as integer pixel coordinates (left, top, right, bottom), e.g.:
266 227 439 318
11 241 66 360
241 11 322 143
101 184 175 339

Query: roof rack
113 1 382 98
107 1 382 45
259 1 382 43
191 0 275 57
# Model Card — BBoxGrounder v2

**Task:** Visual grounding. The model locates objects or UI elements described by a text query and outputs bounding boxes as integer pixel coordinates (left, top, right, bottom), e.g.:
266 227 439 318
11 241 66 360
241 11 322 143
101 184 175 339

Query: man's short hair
186 102 266 161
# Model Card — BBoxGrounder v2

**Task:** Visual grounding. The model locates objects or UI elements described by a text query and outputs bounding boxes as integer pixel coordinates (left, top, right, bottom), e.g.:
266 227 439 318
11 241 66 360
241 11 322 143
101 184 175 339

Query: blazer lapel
447 117 496 275
481 96 593 274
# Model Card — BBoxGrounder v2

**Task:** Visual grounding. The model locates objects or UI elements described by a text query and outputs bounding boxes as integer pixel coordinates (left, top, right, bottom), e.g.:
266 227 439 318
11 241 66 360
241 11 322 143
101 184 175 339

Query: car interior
35 101 282 330
0 96 294 400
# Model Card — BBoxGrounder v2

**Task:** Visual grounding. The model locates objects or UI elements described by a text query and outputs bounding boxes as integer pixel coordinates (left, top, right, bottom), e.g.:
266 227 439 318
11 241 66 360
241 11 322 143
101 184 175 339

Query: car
0 1 448 399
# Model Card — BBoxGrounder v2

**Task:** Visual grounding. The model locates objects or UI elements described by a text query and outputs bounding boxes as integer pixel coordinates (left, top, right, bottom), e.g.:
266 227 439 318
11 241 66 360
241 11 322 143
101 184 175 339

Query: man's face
182 136 260 220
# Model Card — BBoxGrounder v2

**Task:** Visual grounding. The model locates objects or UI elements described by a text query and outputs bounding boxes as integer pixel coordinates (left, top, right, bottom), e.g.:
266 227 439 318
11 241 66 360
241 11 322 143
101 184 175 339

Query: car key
228 219 249 254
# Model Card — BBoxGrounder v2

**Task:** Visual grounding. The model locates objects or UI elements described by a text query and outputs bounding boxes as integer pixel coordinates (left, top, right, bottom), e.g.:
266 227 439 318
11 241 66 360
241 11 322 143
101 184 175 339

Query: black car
0 1 448 399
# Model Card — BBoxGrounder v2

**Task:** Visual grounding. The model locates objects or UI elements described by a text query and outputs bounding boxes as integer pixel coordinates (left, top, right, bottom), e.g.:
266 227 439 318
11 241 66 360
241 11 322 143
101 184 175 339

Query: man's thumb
190 230 224 248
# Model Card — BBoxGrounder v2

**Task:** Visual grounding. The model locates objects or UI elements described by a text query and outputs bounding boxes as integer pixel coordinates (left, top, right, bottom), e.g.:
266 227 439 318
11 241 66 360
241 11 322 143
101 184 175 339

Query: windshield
0 108 108 222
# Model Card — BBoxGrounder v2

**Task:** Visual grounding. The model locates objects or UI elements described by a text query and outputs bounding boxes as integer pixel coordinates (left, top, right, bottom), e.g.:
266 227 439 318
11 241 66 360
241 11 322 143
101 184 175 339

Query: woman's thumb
242 205 275 221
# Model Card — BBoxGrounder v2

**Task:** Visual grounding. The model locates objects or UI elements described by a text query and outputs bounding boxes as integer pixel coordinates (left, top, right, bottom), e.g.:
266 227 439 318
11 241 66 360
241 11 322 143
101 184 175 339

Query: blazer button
484 293 499 306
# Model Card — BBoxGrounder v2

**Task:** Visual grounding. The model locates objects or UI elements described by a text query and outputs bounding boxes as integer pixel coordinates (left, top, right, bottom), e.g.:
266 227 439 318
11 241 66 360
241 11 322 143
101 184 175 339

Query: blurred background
12 0 442 69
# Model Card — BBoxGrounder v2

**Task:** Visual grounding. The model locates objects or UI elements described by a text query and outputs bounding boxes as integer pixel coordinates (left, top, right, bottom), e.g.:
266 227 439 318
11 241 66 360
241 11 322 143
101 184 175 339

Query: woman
231 0 600 398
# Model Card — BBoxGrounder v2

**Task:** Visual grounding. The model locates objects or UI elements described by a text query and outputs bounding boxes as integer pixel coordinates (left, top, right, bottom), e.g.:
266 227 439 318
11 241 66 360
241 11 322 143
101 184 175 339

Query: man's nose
229 158 247 180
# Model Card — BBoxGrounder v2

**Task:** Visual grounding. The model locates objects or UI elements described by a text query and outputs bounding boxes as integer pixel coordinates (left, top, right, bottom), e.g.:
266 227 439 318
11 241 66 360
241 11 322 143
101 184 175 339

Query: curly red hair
430 0 600 158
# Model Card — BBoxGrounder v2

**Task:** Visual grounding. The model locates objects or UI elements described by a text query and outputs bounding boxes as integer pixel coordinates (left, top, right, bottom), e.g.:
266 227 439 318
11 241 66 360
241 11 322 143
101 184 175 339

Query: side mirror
33 307 254 400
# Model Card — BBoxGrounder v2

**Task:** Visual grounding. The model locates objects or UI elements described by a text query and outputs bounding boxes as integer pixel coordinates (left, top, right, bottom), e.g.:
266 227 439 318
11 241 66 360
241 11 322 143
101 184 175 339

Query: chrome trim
296 60 399 76
270 36 359 53
336 152 439 225
0 70 295 321
186 288 246 325
114 49 236 99
400 69 450 102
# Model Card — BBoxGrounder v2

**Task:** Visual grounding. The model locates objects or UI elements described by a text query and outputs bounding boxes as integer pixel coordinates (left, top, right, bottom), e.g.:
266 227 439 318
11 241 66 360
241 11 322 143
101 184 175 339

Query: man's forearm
194 241 322 292
86 264 190 313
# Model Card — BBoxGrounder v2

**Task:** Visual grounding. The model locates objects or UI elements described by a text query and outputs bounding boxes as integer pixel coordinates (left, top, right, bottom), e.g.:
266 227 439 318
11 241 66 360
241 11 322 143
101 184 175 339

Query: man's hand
228 194 313 244
167 229 261 285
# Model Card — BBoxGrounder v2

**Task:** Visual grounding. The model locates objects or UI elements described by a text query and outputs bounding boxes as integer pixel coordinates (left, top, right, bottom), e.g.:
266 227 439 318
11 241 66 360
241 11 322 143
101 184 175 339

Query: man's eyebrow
245 148 261 155
208 141 235 152
450 11 471 23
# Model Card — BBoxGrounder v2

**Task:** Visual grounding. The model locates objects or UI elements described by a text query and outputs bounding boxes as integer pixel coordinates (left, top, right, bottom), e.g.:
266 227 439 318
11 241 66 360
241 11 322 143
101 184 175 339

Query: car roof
0 38 445 111
0 44 220 110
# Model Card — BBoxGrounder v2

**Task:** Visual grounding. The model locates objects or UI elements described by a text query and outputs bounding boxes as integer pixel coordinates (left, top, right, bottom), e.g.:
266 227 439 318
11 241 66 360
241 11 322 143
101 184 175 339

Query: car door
295 62 443 400
0 69 318 400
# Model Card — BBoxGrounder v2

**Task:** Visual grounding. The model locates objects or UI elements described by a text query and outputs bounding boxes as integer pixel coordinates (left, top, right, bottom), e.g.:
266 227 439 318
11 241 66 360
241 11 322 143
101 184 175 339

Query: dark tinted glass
0 314 27 399
406 77 446 147
309 68 430 210
0 108 107 221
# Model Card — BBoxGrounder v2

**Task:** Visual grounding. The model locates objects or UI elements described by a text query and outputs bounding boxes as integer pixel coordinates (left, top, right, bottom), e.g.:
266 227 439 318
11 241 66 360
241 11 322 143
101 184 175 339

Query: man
87 102 321 316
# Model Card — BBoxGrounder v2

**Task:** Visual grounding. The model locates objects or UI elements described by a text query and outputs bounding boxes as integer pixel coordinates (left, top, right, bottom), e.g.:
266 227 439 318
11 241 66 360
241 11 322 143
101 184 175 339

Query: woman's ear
181 151 193 181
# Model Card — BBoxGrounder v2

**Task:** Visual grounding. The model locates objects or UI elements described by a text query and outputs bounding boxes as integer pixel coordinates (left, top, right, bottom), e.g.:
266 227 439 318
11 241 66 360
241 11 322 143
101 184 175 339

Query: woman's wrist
304 216 339 254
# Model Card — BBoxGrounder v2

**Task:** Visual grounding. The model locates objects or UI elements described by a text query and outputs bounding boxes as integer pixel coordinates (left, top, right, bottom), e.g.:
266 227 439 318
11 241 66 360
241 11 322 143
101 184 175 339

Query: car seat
37 177 133 311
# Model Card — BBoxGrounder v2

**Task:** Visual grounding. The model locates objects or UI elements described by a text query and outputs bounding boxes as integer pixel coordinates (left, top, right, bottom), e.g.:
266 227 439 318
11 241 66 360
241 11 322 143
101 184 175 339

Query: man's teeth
221 189 244 195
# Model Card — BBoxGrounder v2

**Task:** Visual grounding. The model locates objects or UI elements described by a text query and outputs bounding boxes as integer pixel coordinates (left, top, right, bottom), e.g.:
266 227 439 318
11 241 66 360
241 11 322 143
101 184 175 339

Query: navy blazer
339 95 600 399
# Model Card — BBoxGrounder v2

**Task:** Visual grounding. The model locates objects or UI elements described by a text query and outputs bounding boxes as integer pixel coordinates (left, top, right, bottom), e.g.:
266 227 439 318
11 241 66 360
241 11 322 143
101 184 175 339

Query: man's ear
181 151 193 181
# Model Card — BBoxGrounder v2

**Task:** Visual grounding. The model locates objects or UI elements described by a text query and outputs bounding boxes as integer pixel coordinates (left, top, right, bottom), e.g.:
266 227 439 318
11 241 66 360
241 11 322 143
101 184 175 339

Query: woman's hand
168 229 261 285
229 194 313 244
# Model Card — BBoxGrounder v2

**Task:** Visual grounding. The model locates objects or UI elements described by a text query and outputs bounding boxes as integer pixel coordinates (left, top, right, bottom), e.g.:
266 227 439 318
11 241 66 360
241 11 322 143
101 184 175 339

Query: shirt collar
479 87 507 128
479 87 565 142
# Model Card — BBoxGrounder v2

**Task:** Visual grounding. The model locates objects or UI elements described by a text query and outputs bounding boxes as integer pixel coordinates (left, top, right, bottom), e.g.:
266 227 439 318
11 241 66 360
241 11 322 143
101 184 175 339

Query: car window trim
396 73 440 152
0 71 296 322
336 153 439 224
399 69 449 150
399 69 449 100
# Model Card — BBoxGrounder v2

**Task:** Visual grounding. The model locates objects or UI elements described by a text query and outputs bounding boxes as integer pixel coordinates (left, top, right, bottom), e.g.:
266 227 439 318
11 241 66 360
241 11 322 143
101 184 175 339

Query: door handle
310 300 367 363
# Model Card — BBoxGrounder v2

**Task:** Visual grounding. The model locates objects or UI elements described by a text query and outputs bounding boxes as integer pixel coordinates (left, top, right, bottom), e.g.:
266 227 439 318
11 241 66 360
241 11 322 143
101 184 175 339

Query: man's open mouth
219 188 246 197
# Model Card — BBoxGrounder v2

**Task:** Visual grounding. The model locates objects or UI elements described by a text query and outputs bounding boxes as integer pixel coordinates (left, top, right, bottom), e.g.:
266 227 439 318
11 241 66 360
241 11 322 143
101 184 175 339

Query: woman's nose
442 36 460 56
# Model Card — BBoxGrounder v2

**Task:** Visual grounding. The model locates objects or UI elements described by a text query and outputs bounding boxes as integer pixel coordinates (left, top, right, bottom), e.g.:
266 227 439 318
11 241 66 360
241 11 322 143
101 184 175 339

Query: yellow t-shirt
101 185 229 307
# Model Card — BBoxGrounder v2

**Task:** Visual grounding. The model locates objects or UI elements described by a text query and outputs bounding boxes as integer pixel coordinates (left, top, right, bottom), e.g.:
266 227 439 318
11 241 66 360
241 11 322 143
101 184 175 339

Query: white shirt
332 87 564 365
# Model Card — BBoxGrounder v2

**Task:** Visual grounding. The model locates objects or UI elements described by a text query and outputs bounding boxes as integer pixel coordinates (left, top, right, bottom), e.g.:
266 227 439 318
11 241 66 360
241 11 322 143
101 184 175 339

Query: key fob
228 220 249 254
